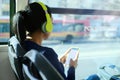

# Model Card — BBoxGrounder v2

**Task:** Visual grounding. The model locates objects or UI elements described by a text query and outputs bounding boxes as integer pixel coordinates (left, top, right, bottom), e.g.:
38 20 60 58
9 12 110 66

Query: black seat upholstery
22 49 64 80
8 36 25 80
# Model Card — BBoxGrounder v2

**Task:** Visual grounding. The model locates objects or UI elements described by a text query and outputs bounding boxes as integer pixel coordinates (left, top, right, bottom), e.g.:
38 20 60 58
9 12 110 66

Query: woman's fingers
60 56 66 64
69 59 78 68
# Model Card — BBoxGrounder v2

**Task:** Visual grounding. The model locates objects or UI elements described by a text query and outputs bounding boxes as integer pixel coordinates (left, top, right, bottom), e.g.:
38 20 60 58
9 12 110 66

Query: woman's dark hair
12 2 52 42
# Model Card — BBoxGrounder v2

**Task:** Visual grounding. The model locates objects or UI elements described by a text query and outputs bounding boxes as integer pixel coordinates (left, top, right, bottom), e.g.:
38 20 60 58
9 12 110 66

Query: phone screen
65 48 79 65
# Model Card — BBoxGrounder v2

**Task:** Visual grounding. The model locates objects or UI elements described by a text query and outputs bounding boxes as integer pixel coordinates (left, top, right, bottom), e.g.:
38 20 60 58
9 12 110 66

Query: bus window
30 0 120 10
50 14 89 40
0 0 10 43
29 0 120 79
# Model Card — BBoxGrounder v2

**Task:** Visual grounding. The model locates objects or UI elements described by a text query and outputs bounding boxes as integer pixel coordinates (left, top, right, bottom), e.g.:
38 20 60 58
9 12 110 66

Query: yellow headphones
38 2 53 33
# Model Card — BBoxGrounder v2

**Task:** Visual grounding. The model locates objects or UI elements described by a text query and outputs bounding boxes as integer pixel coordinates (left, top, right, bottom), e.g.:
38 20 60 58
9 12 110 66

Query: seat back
98 64 120 80
22 49 64 80
8 11 26 80
8 36 25 80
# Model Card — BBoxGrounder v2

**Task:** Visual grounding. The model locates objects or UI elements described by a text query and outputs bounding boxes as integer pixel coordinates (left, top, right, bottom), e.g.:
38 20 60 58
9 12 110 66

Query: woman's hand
69 51 79 68
60 48 71 64
69 59 78 68
60 48 79 68
60 55 67 64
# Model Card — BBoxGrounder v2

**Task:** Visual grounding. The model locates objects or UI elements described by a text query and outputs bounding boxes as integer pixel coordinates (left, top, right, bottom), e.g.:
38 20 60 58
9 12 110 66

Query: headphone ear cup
42 14 53 33
45 14 53 33
42 22 47 33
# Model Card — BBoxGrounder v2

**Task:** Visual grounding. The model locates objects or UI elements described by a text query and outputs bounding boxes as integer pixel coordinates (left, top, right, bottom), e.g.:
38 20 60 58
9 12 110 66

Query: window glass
0 0 10 42
2 11 9 16
30 0 120 79
30 0 120 11
2 0 9 4
48 14 120 41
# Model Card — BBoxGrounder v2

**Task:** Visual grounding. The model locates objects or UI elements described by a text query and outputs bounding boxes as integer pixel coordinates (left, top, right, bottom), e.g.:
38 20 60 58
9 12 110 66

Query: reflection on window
0 0 9 42
50 14 88 40
30 0 120 10
50 14 120 41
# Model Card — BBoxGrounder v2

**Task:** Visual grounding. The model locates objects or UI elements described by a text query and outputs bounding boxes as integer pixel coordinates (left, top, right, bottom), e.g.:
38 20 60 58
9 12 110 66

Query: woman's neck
29 32 43 45
30 37 42 45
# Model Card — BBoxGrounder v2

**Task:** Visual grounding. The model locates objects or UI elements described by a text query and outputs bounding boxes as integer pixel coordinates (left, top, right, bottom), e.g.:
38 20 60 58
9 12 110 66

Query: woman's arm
43 48 75 80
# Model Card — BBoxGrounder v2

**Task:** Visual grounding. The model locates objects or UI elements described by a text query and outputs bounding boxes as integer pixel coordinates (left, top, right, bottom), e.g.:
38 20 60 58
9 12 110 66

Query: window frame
51 8 120 15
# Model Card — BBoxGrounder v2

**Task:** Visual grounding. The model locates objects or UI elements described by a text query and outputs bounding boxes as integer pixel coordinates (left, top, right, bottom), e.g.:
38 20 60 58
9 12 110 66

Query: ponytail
12 11 27 43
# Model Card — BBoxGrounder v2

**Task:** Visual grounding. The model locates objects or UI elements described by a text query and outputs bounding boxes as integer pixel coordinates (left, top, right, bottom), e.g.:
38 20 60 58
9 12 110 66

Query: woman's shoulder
42 46 55 53
23 40 57 55
42 46 58 57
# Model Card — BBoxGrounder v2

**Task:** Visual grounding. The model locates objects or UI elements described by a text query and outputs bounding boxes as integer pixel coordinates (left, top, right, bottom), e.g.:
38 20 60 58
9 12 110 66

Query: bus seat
98 64 120 80
22 49 64 80
8 36 25 80
8 11 26 80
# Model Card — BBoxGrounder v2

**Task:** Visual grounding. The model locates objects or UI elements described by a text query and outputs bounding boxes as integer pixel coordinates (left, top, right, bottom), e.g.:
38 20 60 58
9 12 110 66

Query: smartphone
65 48 80 66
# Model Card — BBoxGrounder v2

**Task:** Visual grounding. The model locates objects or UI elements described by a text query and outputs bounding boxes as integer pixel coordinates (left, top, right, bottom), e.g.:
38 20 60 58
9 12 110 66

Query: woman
13 2 78 80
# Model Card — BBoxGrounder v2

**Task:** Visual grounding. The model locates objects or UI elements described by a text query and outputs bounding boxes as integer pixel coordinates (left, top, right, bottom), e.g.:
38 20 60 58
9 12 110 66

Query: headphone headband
38 2 53 33
39 2 47 11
